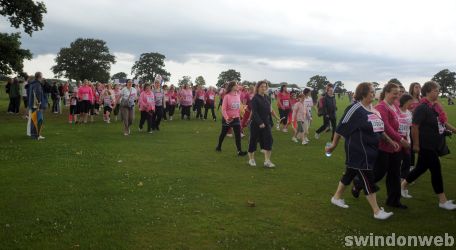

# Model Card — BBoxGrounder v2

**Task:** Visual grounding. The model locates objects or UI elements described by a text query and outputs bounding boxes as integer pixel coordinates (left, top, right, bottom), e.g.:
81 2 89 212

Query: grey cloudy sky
3 0 456 89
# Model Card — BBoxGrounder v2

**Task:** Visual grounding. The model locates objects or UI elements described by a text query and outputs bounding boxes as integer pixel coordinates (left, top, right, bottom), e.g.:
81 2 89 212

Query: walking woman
194 85 205 120
401 81 456 210
138 83 155 133
152 80 166 130
248 81 275 167
204 86 217 121
326 82 394 220
179 83 193 120
120 80 137 136
315 84 337 140
166 85 178 120
77 80 94 123
216 81 247 156
276 85 291 132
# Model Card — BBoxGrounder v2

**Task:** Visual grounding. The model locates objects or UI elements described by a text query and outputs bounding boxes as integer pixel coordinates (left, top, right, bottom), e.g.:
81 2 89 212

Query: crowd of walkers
6 72 456 219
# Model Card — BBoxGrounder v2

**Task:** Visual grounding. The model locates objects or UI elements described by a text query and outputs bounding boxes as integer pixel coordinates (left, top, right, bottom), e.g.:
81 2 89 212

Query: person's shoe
227 133 233 137
276 124 280 131
215 147 222 152
282 128 288 133
314 133 320 139
148 130 153 134
291 137 298 143
241 133 245 138
304 137 310 143
170 116 173 121
331 197 349 208
264 160 276 168
37 136 45 140
374 208 394 220
387 202 408 209
302 140 308 145
128 128 131 134
248 159 256 167
124 133 129 136
439 200 456 210
107 120 111 124
401 189 412 199
351 186 360 198
238 151 247 156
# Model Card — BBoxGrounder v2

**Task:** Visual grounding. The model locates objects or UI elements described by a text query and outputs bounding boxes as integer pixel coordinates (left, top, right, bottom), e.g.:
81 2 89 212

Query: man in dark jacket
27 72 46 140
315 84 337 141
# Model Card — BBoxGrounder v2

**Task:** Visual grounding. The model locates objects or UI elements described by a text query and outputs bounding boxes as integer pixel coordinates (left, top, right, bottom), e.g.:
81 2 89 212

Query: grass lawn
0 84 455 249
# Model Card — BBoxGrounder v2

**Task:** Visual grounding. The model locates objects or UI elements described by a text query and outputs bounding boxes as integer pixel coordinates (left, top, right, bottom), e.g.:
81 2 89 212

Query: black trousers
195 99 204 119
400 150 412 179
406 149 444 194
181 105 191 119
248 123 273 152
373 150 403 205
139 111 154 132
153 106 164 130
316 115 336 140
278 108 290 125
8 96 20 113
168 104 176 117
341 168 379 195
204 103 216 120
217 118 242 152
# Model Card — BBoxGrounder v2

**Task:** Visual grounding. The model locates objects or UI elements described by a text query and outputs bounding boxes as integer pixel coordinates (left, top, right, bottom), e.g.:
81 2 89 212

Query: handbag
120 89 132 108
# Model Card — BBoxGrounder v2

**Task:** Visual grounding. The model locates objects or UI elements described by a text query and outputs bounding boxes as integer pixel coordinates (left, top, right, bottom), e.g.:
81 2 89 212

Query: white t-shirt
120 87 138 107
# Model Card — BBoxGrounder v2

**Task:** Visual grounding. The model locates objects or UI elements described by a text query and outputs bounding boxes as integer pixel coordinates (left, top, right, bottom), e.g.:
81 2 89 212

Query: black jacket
251 94 272 127
323 94 337 118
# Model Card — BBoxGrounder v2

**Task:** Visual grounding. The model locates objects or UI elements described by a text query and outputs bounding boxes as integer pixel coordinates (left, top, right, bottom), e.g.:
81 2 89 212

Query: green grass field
0 85 455 249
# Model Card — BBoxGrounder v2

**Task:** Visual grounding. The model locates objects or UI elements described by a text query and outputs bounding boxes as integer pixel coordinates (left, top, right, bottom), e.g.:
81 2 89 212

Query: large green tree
131 52 170 82
51 38 116 82
432 69 456 95
0 32 32 75
306 75 329 92
216 69 241 87
111 72 127 80
333 80 346 93
195 76 206 86
0 0 47 75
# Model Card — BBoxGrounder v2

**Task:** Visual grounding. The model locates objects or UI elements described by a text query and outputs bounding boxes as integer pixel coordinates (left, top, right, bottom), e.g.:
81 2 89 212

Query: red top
277 91 291 110
375 100 402 153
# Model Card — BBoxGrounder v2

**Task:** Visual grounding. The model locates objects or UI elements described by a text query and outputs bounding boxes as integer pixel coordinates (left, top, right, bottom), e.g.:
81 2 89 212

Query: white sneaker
148 131 153 134
248 159 256 167
124 133 129 136
314 133 320 139
37 136 45 140
107 120 111 124
401 189 412 199
170 116 173 121
264 161 276 168
291 137 298 143
282 128 288 133
276 124 280 131
374 208 394 220
439 200 456 210
331 197 349 208
304 138 310 143
138 127 143 132
241 133 245 138
302 140 308 145
227 133 233 137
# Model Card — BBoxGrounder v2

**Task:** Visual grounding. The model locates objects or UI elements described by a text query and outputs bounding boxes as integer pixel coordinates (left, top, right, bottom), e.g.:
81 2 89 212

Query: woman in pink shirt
179 84 193 120
194 85 205 120
291 93 309 145
215 81 247 156
277 85 291 132
77 79 94 123
138 83 155 133
204 86 217 121
166 85 178 120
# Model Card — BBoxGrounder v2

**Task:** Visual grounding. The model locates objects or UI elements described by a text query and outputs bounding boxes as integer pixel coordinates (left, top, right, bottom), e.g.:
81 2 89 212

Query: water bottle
325 142 332 157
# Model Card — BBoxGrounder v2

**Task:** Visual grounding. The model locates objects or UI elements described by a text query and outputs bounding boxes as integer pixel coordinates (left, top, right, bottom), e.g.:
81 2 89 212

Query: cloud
10 0 456 89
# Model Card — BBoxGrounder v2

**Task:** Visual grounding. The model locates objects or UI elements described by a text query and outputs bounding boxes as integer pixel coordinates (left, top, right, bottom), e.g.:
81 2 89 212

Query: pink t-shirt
180 89 193 106
222 92 241 120
78 86 94 102
139 91 155 112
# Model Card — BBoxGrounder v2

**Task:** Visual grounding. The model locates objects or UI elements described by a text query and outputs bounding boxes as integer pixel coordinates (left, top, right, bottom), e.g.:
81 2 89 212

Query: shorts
70 105 79 115
297 121 305 133
79 100 90 113
104 106 113 114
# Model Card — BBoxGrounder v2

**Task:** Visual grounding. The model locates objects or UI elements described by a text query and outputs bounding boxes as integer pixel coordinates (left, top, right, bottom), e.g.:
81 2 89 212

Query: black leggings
316 115 336 140
406 149 444 194
195 99 204 119
168 104 176 117
153 106 164 130
217 118 242 152
204 104 216 120
400 150 412 179
373 150 402 205
139 111 154 132
181 105 191 119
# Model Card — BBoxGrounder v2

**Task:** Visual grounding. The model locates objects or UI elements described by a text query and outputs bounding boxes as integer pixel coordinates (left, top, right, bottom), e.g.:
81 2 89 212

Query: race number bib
283 100 289 108
147 96 154 103
231 102 240 110
198 95 204 100
185 95 192 101
71 99 77 105
368 114 384 133
438 118 445 135
209 95 215 100
398 116 411 136
82 94 89 100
